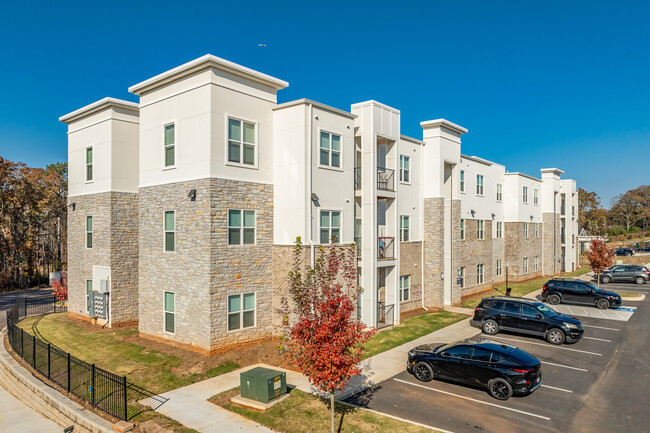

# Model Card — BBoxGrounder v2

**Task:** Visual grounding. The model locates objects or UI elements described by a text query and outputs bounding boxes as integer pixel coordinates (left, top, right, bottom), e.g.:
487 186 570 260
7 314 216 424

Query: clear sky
1 0 648 207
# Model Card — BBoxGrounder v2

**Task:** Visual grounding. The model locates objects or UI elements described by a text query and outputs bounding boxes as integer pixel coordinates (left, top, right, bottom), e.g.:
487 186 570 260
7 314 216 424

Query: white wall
397 136 423 241
458 157 506 230
504 173 542 223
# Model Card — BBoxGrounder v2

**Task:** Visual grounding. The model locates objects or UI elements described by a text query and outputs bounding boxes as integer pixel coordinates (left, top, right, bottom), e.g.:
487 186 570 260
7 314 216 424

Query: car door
608 266 624 282
519 305 547 335
464 347 495 386
570 282 593 304
559 282 580 303
621 266 636 282
436 345 473 382
499 302 522 330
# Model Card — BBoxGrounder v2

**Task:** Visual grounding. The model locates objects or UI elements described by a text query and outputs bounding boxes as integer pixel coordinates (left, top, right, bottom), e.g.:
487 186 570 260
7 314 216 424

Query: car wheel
602 275 611 284
482 319 499 335
635 276 645 285
548 294 561 305
488 377 513 400
413 362 434 382
546 328 566 345
596 298 610 310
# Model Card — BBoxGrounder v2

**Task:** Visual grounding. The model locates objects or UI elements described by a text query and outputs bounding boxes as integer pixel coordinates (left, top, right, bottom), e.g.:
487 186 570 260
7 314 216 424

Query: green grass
362 311 468 359
210 387 438 433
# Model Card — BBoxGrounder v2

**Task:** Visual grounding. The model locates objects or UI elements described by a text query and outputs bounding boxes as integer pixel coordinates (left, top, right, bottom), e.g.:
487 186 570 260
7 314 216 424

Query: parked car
541 279 622 309
407 337 542 400
602 265 649 284
470 297 583 344
615 248 635 256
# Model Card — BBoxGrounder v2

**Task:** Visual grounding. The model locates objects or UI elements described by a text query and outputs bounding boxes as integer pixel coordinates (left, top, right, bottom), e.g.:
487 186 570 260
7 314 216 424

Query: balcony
377 167 395 193
377 236 395 260
354 168 361 190
377 302 394 330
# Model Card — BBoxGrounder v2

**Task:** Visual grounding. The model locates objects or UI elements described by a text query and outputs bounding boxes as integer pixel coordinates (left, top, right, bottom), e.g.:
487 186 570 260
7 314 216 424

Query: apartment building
61 54 579 353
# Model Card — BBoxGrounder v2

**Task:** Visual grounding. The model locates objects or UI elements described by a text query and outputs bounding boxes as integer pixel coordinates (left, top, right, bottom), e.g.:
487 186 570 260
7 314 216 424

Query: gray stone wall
505 222 543 280
423 198 444 307
542 213 561 276
110 193 139 325
399 241 422 313
451 200 462 305
459 219 494 296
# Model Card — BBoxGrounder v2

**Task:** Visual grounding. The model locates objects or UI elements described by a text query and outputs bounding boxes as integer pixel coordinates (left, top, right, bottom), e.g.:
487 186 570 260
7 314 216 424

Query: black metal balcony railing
377 236 395 260
377 167 395 192
354 168 361 190
354 236 361 258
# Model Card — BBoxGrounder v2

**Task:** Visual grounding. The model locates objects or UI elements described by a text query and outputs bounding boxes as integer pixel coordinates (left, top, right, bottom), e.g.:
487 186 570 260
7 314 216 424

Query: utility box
240 367 287 403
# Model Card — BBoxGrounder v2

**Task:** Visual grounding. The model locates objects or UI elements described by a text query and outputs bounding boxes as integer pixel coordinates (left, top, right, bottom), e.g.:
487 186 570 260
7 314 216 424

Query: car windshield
435 343 457 353
585 283 603 293
536 303 559 317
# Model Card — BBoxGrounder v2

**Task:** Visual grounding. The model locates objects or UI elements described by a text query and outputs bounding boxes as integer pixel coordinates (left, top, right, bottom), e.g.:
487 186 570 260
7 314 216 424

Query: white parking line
340 400 456 433
583 336 612 342
541 361 588 372
541 384 573 393
490 336 603 356
582 324 620 331
393 378 551 421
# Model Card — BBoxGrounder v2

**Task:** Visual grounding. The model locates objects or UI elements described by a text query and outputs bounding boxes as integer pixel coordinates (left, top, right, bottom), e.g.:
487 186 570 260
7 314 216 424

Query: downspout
308 103 315 267
420 143 427 311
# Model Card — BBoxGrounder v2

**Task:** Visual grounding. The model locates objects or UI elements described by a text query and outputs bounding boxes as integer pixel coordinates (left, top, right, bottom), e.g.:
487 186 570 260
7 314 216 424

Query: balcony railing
377 236 395 260
377 302 394 330
354 168 361 190
377 167 395 192
354 236 361 258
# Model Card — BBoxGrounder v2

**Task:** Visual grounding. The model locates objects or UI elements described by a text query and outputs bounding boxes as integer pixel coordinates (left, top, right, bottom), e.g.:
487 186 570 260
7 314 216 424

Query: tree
578 187 600 227
279 237 375 433
610 191 641 231
585 239 613 286
51 273 68 303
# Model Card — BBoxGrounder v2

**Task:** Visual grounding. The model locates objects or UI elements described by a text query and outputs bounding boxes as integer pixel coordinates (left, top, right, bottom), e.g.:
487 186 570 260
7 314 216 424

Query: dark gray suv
602 265 649 285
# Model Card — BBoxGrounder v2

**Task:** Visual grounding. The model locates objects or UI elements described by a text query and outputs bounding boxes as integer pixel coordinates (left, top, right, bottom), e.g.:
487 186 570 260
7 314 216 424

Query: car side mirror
536 314 543 319
441 352 450 358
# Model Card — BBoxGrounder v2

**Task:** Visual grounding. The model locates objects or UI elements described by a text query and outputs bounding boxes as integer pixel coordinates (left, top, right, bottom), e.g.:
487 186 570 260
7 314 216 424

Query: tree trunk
331 393 335 433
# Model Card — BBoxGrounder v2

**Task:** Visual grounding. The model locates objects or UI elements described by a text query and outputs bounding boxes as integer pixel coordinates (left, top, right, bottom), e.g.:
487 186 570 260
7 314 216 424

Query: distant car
470 296 583 344
602 265 649 285
541 279 622 309
407 337 542 400
615 248 635 256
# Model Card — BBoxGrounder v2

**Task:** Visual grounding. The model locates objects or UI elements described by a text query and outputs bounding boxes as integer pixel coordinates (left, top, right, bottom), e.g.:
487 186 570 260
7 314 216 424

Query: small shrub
51 274 68 303
607 225 625 236
628 226 641 234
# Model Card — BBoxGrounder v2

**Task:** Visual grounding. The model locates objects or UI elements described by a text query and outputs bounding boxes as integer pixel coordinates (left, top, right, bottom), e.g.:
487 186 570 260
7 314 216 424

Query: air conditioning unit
99 279 110 293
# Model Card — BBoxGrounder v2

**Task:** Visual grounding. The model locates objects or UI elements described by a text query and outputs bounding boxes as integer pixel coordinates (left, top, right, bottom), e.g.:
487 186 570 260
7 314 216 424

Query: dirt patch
400 307 443 320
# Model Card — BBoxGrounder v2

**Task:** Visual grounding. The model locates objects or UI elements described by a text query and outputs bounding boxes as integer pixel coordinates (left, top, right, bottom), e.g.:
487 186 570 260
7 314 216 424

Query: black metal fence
5 295 128 421
377 302 394 330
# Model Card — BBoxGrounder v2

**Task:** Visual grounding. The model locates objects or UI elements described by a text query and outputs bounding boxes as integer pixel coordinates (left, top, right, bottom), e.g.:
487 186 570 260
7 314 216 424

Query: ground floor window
86 280 92 311
164 292 175 333
523 257 529 274
399 275 410 302
228 293 256 331
496 260 502 277
534 256 539 271
477 264 484 284
459 267 465 288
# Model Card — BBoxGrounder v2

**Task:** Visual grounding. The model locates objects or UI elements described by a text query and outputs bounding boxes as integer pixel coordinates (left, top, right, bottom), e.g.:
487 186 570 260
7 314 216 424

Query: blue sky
1 0 648 207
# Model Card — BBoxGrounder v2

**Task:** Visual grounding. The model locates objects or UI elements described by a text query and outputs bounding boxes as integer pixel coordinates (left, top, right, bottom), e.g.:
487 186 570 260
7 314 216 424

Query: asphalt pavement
0 287 53 329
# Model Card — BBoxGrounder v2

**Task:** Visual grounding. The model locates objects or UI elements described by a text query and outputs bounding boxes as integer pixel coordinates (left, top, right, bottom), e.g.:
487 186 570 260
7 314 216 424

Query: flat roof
461 154 493 166
504 172 542 182
400 134 424 145
350 100 400 114
128 54 289 95
420 118 468 135
273 98 356 119
541 168 564 176
59 97 139 124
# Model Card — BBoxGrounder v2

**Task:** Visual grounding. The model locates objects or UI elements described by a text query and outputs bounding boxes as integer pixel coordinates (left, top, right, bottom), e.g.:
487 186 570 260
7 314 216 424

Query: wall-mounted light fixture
441 272 444 281
68 202 76 211
491 213 496 219
470 209 476 217
530 215 534 220
311 193 319 202
188 189 196 201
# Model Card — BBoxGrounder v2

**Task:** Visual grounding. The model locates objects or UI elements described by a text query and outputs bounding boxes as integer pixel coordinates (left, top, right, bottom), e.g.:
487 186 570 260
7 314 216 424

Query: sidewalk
0 383 61 433
151 316 478 432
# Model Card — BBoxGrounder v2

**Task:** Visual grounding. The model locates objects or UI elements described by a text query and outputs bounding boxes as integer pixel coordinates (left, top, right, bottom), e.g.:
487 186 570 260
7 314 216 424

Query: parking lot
346 282 650 433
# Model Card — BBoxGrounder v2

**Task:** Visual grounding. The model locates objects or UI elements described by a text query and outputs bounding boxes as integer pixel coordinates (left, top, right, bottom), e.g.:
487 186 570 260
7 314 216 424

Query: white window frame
460 170 465 193
164 210 175 252
523 257 529 274
496 183 502 202
85 279 93 312
460 219 465 240
84 146 93 183
399 155 410 183
496 259 502 277
476 174 484 196
226 115 258 169
399 275 410 302
163 291 175 334
533 188 539 205
477 264 484 284
320 210 341 244
535 223 540 238
85 215 93 249
319 130 343 170
534 256 539 271
400 215 410 242
459 267 465 288
477 220 484 240
522 186 529 203
227 292 256 332
496 221 503 239
228 209 256 246
163 123 176 169
523 222 529 238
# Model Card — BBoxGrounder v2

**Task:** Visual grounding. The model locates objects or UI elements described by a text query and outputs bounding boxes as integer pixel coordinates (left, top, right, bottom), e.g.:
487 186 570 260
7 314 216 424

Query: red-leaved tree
279 237 375 433
585 239 614 286
51 273 68 303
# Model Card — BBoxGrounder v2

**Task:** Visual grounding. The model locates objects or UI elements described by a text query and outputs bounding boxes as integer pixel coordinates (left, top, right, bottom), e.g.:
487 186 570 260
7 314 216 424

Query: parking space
345 315 627 433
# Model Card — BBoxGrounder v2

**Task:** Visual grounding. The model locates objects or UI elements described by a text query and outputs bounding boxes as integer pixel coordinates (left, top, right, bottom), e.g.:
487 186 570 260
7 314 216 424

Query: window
459 267 465 288
522 305 539 317
477 220 484 240
496 183 502 201
320 131 341 168
164 292 175 333
85 147 93 181
85 216 93 248
164 211 175 252
400 155 410 182
496 221 503 238
320 211 341 244
228 210 256 245
460 170 465 192
534 256 539 271
477 264 484 284
572 234 575 245
523 222 529 238
523 257 529 273
534 188 539 205
446 345 472 359
476 174 484 195
228 118 256 166
164 124 175 167
85 280 93 311
471 347 492 362
535 223 540 238
400 215 410 242
399 275 410 302
502 302 521 315
460 219 465 240
522 186 528 203
227 293 256 331
496 259 502 277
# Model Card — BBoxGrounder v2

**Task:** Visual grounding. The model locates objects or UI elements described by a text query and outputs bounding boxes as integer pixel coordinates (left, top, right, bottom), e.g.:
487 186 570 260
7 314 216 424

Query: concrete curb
0 328 115 433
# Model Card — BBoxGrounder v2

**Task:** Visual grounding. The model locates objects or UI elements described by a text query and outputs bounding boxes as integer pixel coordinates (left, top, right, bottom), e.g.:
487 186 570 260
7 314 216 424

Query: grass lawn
210 387 437 433
363 311 468 359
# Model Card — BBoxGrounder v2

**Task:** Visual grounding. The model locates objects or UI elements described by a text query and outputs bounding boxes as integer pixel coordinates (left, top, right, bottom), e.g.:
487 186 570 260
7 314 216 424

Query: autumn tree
585 239 614 286
51 273 68 303
279 237 374 433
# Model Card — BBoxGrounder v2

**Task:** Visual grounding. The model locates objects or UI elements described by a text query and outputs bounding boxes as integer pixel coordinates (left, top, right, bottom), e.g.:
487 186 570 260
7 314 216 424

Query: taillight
542 285 547 291
475 307 480 313
512 368 534 373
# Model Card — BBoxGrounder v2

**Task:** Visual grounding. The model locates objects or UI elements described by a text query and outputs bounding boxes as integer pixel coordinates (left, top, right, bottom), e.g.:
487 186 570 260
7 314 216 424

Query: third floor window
320 131 341 168
476 174 484 195
400 155 410 183
228 118 256 166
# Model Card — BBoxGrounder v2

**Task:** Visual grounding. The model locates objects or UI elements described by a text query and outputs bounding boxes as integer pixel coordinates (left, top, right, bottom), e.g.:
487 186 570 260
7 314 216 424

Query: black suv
601 265 649 285
470 297 583 344
541 279 622 309
615 248 634 256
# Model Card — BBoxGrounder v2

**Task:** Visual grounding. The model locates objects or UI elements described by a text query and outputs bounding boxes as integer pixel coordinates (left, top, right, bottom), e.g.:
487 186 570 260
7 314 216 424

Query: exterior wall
399 241 423 313
542 213 562 275
505 222 543 279
423 198 444 307
398 137 423 242
459 219 494 296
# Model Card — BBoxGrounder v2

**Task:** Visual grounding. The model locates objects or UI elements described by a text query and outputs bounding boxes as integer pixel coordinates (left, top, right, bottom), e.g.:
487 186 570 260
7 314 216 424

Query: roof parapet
59 97 139 124
420 118 468 135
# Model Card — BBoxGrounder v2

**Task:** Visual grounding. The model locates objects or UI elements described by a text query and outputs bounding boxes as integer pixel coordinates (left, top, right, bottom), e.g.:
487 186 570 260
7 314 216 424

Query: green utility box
240 367 287 403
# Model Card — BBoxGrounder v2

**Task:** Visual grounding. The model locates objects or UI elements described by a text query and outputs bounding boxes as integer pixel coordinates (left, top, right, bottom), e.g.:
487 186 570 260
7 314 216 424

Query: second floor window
400 275 410 302
400 155 410 182
477 220 484 240
164 124 175 167
460 170 465 192
400 215 410 241
164 211 175 252
523 222 529 238
320 210 341 244
320 131 341 168
522 186 529 203
85 216 93 248
496 183 502 201
460 219 465 240
228 118 256 166
476 174 484 195
228 210 256 245
496 221 503 238
85 147 93 181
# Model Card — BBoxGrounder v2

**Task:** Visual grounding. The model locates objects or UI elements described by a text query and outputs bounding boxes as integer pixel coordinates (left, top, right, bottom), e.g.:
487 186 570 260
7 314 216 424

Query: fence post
123 376 128 421
91 364 95 406
67 353 71 393
20 330 24 358
32 335 36 368
47 343 51 379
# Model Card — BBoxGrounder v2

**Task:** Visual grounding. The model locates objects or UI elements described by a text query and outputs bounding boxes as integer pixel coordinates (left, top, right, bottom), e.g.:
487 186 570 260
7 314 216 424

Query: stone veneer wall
505 222 543 280
399 241 423 313
110 193 139 325
459 219 494 296
543 213 561 276
423 198 444 307
451 200 462 305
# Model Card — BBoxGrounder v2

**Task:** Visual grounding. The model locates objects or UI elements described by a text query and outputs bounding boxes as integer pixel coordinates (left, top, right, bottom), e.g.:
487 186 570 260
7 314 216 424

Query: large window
459 267 465 288
496 259 502 277
524 222 529 238
228 293 256 331
228 118 256 166
164 211 175 252
534 256 539 271
164 124 175 167
85 216 93 249
85 280 93 311
400 215 410 242
228 210 256 245
476 174 484 195
460 170 465 192
164 292 175 333
523 257 529 273
496 183 502 201
320 131 341 168
477 220 484 240
85 147 93 181
522 186 529 203
400 155 410 183
477 264 484 284
399 275 410 302
320 211 341 244
534 189 539 205
460 219 465 240
496 221 503 239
